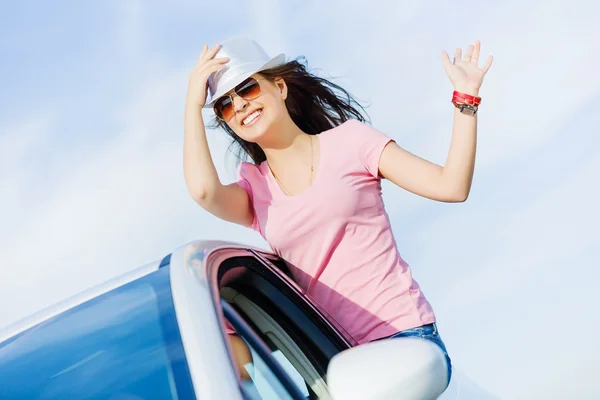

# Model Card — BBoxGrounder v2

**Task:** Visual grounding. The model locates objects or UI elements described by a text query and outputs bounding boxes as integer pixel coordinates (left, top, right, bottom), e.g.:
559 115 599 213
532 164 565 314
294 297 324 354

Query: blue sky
1 1 598 398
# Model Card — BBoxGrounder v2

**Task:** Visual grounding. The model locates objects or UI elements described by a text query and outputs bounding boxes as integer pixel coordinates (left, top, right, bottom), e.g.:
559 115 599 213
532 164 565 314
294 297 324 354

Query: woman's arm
184 103 254 226
228 334 253 381
379 40 493 203
379 106 477 202
183 44 254 227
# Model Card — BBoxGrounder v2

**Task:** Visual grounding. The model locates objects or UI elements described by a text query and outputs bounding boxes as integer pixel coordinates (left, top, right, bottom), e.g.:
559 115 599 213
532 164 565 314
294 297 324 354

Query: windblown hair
208 56 370 164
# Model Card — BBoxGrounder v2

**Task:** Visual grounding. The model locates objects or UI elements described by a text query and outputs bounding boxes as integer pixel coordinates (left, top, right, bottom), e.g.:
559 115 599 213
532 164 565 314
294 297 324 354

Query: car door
206 247 357 400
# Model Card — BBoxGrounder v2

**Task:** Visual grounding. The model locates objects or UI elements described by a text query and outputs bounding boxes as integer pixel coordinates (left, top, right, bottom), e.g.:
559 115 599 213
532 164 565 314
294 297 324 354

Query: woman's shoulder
321 119 386 144
321 118 370 138
325 118 362 132
237 160 268 181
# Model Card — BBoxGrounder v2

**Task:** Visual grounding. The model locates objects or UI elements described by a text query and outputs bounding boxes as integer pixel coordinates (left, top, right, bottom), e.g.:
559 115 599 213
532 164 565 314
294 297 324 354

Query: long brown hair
208 56 370 164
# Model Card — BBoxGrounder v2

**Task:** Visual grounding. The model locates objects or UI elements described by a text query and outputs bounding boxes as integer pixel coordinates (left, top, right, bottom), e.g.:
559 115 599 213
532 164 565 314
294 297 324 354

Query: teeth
243 110 262 125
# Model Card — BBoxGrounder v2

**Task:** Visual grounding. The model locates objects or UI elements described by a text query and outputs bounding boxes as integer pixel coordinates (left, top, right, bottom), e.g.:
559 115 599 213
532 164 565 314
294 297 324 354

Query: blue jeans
379 323 453 385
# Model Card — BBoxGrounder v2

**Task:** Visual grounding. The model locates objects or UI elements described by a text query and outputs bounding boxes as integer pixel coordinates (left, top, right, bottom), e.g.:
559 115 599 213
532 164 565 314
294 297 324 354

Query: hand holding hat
187 44 230 108
442 40 493 96
202 38 286 109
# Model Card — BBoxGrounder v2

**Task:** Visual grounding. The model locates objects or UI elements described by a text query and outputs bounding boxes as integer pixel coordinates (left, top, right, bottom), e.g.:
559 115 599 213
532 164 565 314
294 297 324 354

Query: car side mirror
326 337 449 400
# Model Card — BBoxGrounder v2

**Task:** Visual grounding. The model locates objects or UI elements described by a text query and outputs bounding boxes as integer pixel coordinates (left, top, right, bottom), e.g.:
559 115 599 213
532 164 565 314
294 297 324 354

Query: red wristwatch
452 90 481 116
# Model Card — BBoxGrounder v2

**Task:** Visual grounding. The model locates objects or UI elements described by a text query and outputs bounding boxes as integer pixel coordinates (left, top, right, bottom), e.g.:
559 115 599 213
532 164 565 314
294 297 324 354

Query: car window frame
205 247 358 399
207 251 355 355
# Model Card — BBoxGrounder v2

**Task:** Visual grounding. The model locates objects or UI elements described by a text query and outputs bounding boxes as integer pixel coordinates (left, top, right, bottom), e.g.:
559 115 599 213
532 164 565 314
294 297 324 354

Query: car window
223 301 307 400
238 338 309 400
0 266 195 400
224 299 324 400
214 255 353 400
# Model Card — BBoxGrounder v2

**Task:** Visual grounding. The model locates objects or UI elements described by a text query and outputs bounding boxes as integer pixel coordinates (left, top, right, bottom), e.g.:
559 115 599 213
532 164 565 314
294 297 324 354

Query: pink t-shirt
236 119 435 344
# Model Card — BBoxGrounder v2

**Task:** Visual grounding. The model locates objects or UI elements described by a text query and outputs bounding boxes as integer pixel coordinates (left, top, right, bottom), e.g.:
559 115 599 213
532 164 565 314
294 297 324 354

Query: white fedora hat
204 37 286 109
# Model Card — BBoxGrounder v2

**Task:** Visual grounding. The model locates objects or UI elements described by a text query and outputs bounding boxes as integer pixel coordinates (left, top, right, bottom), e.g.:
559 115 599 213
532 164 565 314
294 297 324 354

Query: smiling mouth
242 109 263 126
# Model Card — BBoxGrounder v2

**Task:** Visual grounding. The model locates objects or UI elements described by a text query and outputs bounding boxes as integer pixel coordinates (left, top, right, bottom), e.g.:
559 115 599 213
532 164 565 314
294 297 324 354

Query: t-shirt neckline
264 133 325 199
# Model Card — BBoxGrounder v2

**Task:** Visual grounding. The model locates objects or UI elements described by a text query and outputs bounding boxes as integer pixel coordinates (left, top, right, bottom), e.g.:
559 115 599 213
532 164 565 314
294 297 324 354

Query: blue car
0 241 494 399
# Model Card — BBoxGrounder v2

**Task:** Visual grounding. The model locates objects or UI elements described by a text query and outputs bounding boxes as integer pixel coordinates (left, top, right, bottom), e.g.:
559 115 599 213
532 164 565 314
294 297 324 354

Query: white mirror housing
326 337 449 400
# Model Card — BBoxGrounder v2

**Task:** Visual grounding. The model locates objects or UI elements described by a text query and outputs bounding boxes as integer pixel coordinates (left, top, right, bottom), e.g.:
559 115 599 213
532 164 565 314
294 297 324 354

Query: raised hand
442 40 493 96
186 44 230 107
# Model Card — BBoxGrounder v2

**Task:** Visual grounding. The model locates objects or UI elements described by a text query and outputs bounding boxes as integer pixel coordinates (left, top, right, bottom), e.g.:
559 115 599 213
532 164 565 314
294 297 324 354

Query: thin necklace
270 135 314 196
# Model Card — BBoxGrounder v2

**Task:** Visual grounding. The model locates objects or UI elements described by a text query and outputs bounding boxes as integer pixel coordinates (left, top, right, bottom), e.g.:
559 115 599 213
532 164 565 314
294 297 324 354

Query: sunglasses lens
236 78 261 100
214 78 262 121
214 96 233 121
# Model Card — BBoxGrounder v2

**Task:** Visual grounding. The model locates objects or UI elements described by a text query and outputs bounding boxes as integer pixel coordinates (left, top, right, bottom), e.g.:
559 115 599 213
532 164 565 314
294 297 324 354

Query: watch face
460 104 478 116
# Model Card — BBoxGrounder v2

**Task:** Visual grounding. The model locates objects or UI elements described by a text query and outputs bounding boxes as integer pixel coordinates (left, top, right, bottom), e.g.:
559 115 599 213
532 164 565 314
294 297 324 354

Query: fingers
199 44 208 59
454 47 462 63
471 40 480 65
206 43 222 60
482 55 494 73
196 44 222 65
196 57 229 76
205 61 228 77
207 57 230 69
441 51 453 70
194 54 229 70
463 44 474 62
208 56 230 65
196 44 209 64
453 41 486 67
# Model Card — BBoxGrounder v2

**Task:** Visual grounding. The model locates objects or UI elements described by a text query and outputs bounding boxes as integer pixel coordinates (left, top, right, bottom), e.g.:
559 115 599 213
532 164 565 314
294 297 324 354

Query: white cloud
0 113 57 241
115 0 145 64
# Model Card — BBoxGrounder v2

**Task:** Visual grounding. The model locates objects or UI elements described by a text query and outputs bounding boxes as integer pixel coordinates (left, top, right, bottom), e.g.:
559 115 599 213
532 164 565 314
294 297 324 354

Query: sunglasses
213 77 267 121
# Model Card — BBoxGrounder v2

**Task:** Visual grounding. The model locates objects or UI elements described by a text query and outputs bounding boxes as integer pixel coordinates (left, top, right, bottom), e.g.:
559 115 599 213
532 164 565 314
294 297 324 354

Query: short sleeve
235 162 260 232
344 119 394 178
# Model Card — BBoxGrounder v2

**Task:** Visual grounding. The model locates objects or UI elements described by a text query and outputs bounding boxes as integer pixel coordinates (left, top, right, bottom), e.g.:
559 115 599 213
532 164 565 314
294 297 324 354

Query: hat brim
203 53 286 109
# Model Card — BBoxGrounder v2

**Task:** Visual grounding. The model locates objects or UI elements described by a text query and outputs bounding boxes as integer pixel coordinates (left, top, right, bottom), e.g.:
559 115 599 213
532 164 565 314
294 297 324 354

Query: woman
183 37 492 398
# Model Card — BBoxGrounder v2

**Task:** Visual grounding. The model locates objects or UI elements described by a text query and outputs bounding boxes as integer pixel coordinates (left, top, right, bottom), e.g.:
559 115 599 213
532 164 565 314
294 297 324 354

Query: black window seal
247 250 355 348
217 256 350 354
